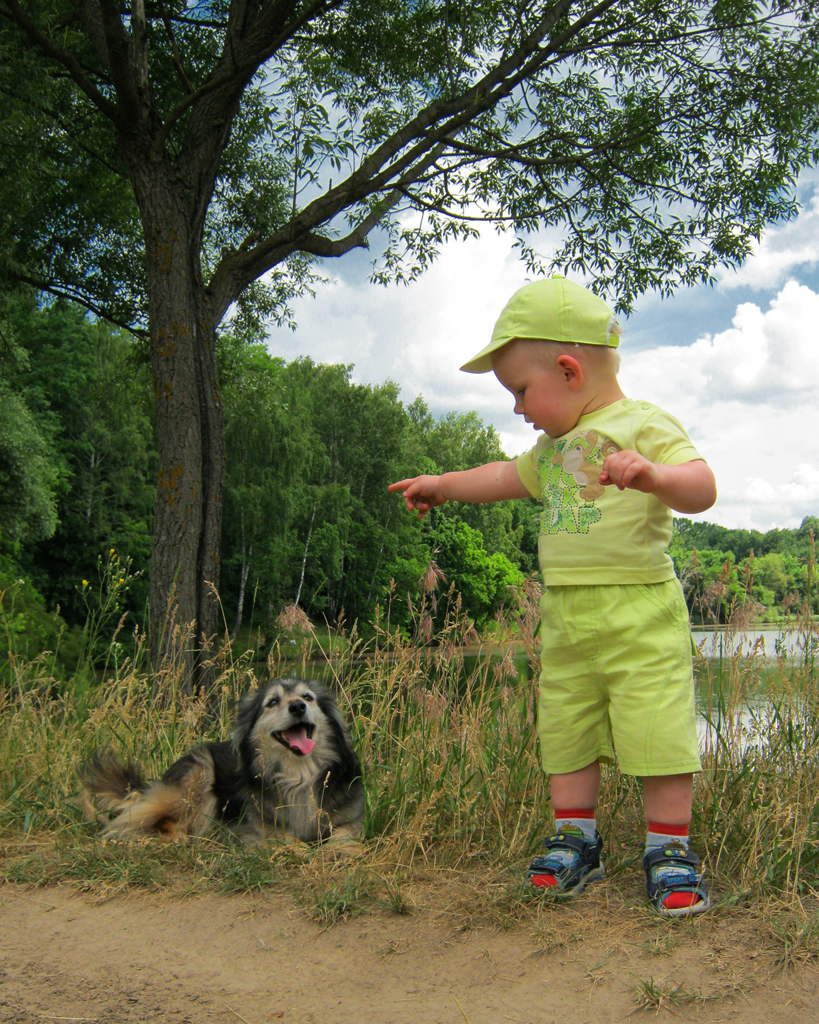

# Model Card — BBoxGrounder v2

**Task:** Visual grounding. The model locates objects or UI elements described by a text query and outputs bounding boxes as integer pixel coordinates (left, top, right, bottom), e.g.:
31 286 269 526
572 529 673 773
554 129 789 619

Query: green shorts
537 580 701 777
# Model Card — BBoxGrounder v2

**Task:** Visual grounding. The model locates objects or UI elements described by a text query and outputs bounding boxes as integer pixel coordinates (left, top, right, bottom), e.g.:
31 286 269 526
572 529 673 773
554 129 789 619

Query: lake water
291 623 818 684
691 625 819 661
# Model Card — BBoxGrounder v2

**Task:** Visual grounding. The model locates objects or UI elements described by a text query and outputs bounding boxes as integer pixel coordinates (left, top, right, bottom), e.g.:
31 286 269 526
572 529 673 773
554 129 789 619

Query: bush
0 556 81 684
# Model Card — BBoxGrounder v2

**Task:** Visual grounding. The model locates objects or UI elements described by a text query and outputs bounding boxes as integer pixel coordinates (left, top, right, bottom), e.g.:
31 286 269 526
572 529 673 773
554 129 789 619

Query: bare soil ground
2 880 817 1024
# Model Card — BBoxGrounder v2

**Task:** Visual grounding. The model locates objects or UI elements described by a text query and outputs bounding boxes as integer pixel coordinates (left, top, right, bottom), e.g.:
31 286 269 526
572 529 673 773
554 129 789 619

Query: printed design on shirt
536 429 621 535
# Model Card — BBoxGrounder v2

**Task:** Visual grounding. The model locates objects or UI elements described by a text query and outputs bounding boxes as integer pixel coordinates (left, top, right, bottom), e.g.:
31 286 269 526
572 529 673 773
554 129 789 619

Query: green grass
693 611 819 894
631 974 706 1013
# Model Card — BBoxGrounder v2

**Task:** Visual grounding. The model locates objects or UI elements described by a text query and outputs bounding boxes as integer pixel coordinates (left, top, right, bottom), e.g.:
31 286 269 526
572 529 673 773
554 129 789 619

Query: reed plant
1 562 818 935
694 605 819 897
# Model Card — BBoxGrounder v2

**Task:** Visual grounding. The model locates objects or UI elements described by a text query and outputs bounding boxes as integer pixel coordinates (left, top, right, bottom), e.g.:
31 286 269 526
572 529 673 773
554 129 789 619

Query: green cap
460 276 622 373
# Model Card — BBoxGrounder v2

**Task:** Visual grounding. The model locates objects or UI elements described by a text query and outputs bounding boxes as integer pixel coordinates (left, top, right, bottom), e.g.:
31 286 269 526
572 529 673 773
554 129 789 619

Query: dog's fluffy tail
78 748 218 840
77 751 146 823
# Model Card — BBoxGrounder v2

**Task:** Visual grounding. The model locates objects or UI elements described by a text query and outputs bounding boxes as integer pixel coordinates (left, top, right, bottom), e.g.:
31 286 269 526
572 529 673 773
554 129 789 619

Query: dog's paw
258 834 313 861
319 835 364 861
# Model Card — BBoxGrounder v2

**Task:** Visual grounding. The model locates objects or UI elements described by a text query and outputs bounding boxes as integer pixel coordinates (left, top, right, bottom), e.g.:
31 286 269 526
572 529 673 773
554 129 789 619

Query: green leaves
216 347 532 633
4 0 819 660
433 518 523 627
0 291 154 624
0 382 58 545
671 516 819 621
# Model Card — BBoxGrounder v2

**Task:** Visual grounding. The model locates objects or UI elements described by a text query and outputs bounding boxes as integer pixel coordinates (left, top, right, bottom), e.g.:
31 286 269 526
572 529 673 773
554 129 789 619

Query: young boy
389 276 717 917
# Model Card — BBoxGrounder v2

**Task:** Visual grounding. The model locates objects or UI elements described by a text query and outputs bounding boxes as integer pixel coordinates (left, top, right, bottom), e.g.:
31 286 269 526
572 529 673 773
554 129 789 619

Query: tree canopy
3 0 819 685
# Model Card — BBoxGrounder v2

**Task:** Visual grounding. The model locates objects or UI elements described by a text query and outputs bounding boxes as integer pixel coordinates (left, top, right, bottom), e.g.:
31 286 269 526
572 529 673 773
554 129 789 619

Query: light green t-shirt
515 399 703 585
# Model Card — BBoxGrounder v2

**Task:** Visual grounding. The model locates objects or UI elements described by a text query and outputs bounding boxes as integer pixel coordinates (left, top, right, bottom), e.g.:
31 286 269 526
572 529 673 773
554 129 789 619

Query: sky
265 170 819 534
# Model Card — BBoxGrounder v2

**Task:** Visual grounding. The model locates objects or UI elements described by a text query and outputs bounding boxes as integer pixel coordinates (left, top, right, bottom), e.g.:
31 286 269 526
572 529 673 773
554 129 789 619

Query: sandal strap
530 830 601 872
527 829 605 896
644 844 702 875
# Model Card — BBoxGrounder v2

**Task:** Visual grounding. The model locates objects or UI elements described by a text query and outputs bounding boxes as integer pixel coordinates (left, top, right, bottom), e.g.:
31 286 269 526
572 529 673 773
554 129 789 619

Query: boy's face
491 340 583 438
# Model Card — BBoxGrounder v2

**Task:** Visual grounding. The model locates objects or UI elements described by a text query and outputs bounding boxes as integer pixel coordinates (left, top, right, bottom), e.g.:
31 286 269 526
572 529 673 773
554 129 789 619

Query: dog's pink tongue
286 726 315 755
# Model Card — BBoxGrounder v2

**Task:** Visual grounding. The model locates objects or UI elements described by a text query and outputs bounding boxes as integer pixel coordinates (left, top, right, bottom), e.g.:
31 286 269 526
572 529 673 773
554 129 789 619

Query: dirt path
2 884 817 1024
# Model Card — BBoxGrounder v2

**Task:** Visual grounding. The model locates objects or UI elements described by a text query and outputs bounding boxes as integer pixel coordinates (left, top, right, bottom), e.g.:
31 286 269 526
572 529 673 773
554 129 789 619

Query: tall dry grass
0 565 818 915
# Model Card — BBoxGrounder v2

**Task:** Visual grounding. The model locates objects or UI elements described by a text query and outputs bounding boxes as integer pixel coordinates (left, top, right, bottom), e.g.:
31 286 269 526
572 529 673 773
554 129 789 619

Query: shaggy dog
78 678 364 850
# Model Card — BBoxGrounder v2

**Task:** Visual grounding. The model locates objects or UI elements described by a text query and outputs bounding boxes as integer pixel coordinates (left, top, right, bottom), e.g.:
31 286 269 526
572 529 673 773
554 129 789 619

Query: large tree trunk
141 195 225 692
119 68 241 693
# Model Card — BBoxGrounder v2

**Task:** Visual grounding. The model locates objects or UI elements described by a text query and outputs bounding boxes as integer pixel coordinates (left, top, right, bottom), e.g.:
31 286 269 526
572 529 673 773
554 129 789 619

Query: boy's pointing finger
388 479 412 492
388 478 425 516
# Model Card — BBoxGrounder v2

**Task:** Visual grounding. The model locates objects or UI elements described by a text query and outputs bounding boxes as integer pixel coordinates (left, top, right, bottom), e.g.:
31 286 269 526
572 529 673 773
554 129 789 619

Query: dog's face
236 678 342 778
252 679 324 756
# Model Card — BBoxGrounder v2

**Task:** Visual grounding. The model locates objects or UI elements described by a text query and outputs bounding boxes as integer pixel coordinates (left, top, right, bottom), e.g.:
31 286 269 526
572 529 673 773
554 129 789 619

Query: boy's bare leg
549 760 601 809
549 766 694 824
641 772 693 824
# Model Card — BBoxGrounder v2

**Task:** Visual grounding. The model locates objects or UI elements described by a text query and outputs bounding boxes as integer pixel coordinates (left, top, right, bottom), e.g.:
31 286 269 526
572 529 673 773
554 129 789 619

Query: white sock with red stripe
645 820 690 854
555 808 598 844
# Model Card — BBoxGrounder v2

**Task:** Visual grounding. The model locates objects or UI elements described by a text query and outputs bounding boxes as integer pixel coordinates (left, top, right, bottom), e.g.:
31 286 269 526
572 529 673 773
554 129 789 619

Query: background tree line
669 517 818 626
0 289 537 668
2 288 815 677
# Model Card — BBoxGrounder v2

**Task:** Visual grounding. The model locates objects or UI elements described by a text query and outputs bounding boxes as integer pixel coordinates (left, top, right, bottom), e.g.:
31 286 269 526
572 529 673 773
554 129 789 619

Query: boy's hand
600 451 717 513
389 461 530 515
599 450 660 495
388 475 446 519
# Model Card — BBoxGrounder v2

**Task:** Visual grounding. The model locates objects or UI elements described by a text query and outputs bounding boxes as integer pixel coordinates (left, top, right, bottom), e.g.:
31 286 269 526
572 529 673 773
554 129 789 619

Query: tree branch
159 0 194 94
213 1 579 283
152 0 343 157
206 1 642 315
210 141 453 317
293 187 406 258
89 0 142 121
1 0 118 120
8 271 147 338
131 0 150 100
0 84 126 177
555 7 785 61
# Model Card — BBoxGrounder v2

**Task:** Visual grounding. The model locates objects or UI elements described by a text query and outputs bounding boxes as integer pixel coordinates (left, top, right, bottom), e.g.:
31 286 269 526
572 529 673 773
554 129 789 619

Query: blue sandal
644 843 711 918
526 828 605 896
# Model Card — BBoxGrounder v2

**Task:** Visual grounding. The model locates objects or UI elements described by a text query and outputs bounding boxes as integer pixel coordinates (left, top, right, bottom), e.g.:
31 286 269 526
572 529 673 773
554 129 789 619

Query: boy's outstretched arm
600 452 717 514
389 460 529 519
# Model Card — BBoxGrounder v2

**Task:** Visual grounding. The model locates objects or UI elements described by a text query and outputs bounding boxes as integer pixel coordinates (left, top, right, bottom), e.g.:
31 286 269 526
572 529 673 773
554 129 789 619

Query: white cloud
618 282 819 530
719 460 819 532
269 227 527 410
745 478 778 503
782 464 819 503
620 280 819 407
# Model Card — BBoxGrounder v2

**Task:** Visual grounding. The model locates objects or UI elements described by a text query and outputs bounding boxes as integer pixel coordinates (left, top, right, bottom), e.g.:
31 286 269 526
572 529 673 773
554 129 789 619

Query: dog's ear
234 686 269 739
315 684 360 772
